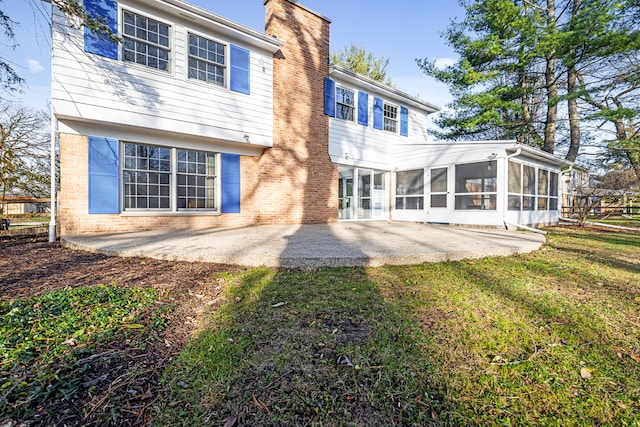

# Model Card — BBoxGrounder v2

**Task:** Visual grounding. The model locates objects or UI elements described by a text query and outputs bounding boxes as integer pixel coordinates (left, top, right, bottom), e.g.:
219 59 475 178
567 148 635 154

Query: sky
2 0 463 112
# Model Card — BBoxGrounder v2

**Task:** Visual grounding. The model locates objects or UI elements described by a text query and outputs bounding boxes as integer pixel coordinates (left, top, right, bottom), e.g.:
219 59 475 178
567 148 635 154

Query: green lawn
156 228 640 426
2 228 638 426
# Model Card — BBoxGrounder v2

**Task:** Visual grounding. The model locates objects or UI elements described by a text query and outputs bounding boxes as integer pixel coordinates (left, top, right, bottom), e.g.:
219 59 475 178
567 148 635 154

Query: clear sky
2 0 462 112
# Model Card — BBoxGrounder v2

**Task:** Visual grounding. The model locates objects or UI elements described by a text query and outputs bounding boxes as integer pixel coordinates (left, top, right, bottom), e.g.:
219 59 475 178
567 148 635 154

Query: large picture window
455 161 497 210
123 10 170 71
188 33 225 86
123 142 218 212
396 169 424 210
336 87 355 121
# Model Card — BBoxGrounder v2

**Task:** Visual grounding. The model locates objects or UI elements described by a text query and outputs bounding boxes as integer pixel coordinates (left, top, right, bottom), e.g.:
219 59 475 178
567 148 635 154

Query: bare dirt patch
0 236 241 426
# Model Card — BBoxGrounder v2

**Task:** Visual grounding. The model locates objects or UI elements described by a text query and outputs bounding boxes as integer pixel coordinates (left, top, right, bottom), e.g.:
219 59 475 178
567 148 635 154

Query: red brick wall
259 0 338 224
59 133 260 235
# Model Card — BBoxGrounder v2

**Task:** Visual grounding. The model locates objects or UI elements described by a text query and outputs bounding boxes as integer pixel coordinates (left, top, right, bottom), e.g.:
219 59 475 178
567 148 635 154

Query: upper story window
122 10 170 71
384 103 398 133
336 87 355 121
188 33 226 86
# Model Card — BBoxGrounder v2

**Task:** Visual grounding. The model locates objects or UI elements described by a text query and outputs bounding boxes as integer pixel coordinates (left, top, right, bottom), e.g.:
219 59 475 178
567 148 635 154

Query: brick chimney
258 0 338 224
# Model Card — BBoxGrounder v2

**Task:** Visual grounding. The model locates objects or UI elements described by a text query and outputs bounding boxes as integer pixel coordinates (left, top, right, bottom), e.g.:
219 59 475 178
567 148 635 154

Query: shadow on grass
153 266 446 425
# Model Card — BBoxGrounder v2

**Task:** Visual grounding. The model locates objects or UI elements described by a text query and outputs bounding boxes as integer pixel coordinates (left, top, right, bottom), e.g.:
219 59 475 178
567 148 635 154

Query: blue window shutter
230 45 250 94
324 77 336 117
221 153 241 213
84 0 118 60
88 136 119 214
373 97 383 130
400 106 409 136
357 91 368 126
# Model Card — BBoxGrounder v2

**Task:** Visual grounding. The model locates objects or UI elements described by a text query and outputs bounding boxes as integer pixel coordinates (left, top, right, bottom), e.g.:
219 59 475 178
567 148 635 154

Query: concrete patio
61 222 546 268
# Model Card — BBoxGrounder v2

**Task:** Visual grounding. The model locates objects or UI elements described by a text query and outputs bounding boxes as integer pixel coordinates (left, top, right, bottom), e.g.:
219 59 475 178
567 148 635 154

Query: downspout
49 110 57 242
49 6 57 243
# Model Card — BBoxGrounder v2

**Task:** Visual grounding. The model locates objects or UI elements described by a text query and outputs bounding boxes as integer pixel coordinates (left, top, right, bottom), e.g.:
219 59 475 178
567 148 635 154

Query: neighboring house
52 0 571 235
0 197 50 215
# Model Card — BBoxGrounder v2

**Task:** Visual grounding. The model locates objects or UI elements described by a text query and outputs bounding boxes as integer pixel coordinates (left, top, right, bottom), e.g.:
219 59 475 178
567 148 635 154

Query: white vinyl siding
52 5 275 148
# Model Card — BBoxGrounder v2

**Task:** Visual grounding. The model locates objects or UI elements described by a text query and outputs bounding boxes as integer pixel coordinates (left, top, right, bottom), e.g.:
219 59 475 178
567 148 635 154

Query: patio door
338 166 388 221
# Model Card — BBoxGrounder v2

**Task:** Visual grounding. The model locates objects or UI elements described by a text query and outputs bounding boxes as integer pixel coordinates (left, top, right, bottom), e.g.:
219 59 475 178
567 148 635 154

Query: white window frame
507 160 560 212
454 161 497 210
383 102 398 133
122 9 171 72
430 167 448 208
396 169 424 210
187 32 227 87
336 86 355 122
122 142 220 214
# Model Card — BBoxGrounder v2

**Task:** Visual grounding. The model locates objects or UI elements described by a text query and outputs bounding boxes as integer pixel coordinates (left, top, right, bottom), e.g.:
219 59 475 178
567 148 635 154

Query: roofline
150 0 285 52
329 65 441 113
396 140 574 167
511 144 574 167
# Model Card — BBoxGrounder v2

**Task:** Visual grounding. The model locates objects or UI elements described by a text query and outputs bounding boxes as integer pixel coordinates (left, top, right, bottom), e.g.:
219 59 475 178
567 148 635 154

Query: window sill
121 211 221 217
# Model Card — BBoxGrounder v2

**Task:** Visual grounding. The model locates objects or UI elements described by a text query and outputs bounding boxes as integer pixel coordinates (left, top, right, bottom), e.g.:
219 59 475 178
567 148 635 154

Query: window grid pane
123 10 170 71
123 143 171 210
188 33 226 86
177 149 217 210
383 103 398 133
336 87 355 121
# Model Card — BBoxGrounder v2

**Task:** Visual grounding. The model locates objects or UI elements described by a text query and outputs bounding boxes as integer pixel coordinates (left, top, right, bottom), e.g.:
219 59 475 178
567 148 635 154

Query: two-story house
52 0 571 236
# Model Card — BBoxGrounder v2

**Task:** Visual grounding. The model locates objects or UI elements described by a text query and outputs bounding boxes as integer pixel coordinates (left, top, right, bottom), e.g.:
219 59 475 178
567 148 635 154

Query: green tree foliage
331 44 392 85
418 0 640 163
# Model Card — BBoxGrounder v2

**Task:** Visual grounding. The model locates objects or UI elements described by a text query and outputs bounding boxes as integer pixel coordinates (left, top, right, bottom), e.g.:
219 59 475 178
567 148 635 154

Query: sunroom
391 142 573 228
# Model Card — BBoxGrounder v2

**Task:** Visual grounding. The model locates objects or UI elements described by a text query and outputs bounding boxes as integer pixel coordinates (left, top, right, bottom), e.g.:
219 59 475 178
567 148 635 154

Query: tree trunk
543 0 558 154
566 63 580 161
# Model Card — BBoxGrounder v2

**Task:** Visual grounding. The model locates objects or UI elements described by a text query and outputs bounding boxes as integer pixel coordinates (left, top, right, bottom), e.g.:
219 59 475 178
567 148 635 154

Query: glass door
338 167 354 219
358 170 372 219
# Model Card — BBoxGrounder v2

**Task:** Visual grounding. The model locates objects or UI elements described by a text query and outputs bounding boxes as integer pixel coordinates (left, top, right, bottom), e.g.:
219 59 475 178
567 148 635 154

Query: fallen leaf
271 302 287 308
580 367 593 380
123 324 144 329
62 338 77 346
635 296 640 303
630 354 640 364
223 413 244 427
616 401 628 409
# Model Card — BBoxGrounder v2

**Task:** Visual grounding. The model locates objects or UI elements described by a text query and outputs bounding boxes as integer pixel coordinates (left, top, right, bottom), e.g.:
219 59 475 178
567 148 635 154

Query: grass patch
155 228 640 426
0 284 164 421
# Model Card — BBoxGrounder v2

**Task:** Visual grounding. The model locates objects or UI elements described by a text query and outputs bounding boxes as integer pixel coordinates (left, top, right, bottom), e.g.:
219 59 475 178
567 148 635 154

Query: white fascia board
329 65 440 113
148 0 284 53
508 144 574 168
392 140 573 168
